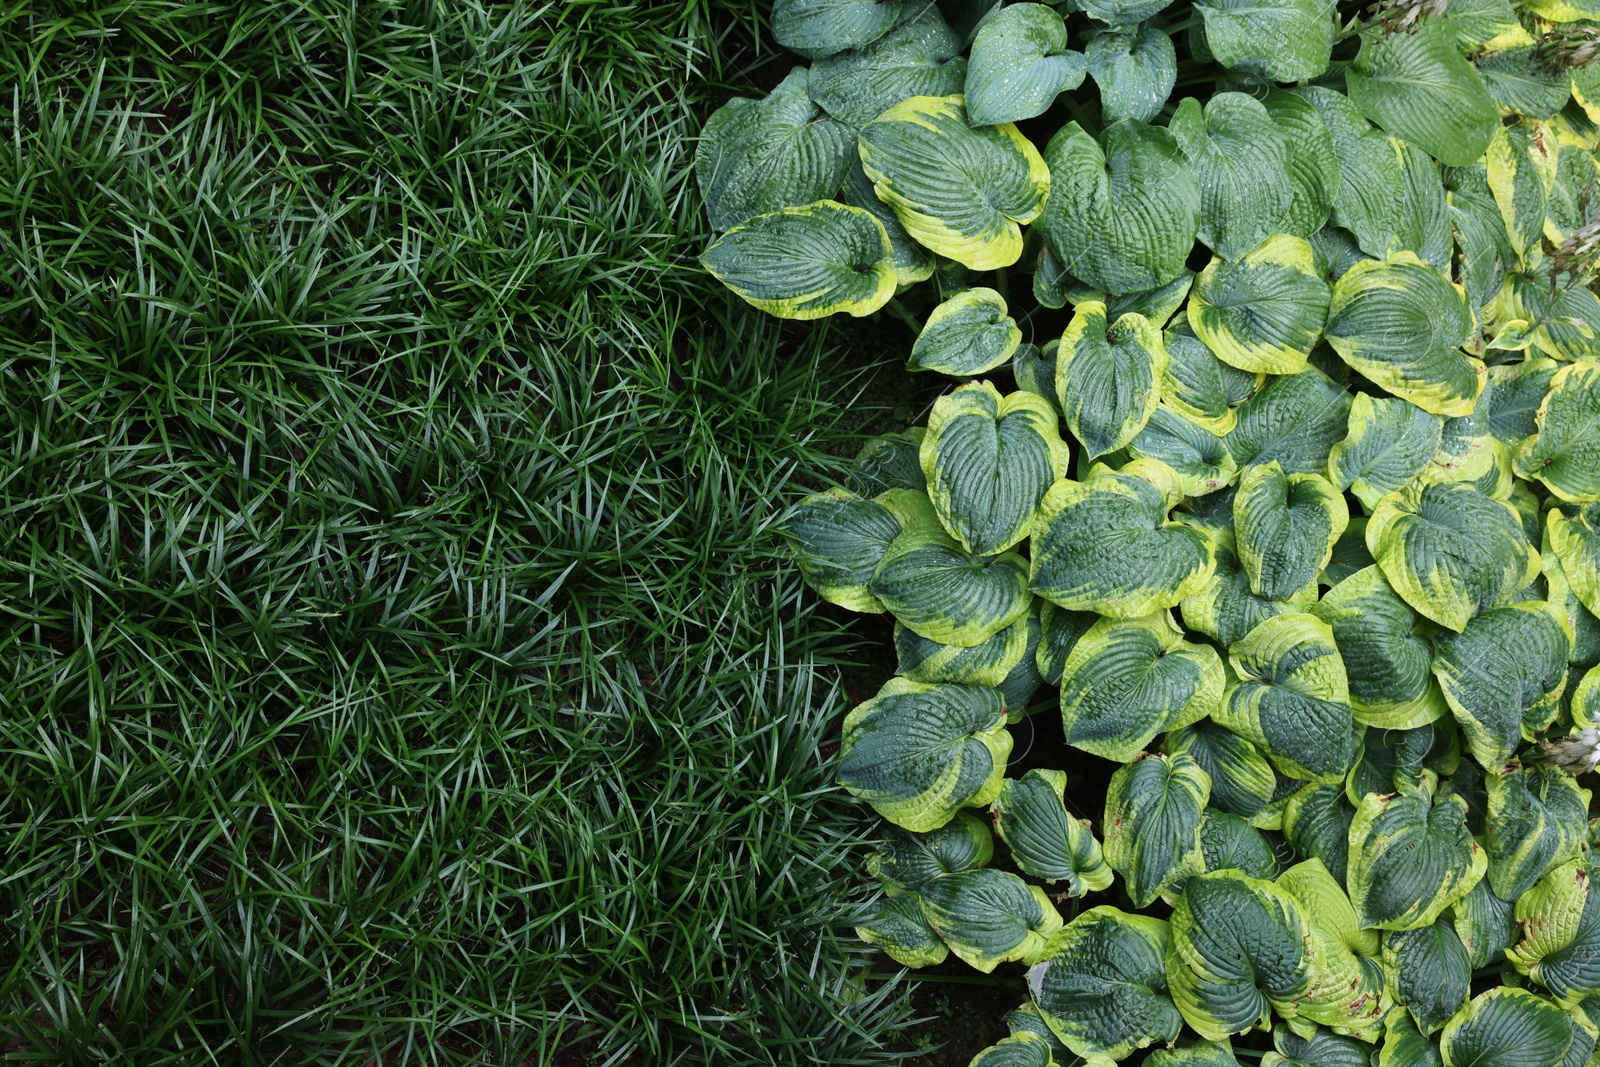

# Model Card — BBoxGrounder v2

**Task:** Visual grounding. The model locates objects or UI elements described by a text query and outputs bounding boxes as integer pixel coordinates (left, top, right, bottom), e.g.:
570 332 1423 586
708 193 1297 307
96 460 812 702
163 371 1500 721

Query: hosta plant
710 0 1600 1061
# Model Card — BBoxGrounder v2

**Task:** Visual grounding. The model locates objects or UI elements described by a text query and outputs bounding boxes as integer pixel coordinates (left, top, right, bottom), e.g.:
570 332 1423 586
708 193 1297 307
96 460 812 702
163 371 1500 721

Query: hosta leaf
1218 613 1358 784
867 811 994 892
1037 601 1099 685
773 0 902 58
1543 139 1600 245
1489 357 1560 447
1126 405 1239 497
1267 1026 1374 1067
1166 720 1278 822
1006 1002 1072 1053
1325 253 1482 416
1486 120 1560 263
1163 324 1261 434
1443 163 1514 316
1188 235 1332 375
1544 531 1600 672
853 428 927 495
1031 462 1216 617
839 678 1011 830
696 69 854 230
1329 394 1445 511
1504 267 1600 363
1079 0 1180 26
922 382 1068 554
1346 22 1498 168
1171 95 1294 262
855 894 949 966
967 1033 1055 1067
1104 751 1210 908
1265 859 1387 1031
702 201 896 319
965 3 1087 126
1012 342 1057 413
1323 517 1375 587
1263 90 1341 238
811 6 967 127
1039 118 1199 294
1308 225 1367 286
1292 86 1408 260
1509 861 1600 1006
992 769 1113 893
1313 566 1448 730
1384 921 1472 1034
1282 781 1356 886
1058 611 1225 761
1194 0 1335 83
1198 811 1282 881
784 486 906 611
1439 987 1573 1067
858 95 1048 270
1181 526 1318 647
1225 366 1353 475
1029 908 1184 1060
1234 461 1348 600
1453 876 1520 969
1109 270 1196 328
1346 721 1457 804
1431 602 1570 768
910 289 1022 375
1086 24 1178 125
1058 301 1168 458
870 507 1034 645
1484 764 1591 901
1476 47 1572 119
1255 769 1303 831
842 156 936 287
1550 505 1600 620
894 615 1029 687
1439 0 1526 51
998 613 1047 720
1347 777 1486 931
1147 1040 1246 1066
1366 478 1540 632
1516 363 1600 503
920 867 1065 972
1396 138 1454 273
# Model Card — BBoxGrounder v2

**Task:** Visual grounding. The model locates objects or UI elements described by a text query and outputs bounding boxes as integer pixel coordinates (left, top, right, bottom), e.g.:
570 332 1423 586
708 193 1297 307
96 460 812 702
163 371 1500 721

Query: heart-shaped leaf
1484 764 1591 902
1126 405 1239 497
1188 234 1332 375
1170 94 1295 261
1508 861 1600 1006
1283 781 1356 886
966 1033 1055 1067
1233 461 1348 600
1197 812 1282 882
920 867 1065 972
1292 85 1409 260
1485 119 1559 263
965 3 1087 125
701 200 897 319
783 486 907 612
1346 21 1499 167
1549 504 1600 620
993 769 1113 893
867 811 994 892
854 894 948 967
1195 0 1336 82
1161 325 1262 434
1329 394 1446 510
1180 523 1319 646
1263 89 1342 238
774 0 903 58
1515 362 1600 504
1439 987 1573 1067
1431 602 1570 768
909 287 1023 375
1057 301 1169 458
811 5 968 126
1165 719 1277 822
1313 565 1448 729
1225 366 1353 475
869 515 1034 645
1453 877 1520 969
1085 24 1179 125
1384 920 1472 1034
1104 751 1210 908
1347 777 1486 931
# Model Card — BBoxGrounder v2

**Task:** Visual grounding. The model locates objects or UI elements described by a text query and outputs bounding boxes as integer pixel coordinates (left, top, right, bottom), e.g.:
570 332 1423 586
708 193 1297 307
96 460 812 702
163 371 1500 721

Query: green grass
0 3 920 1063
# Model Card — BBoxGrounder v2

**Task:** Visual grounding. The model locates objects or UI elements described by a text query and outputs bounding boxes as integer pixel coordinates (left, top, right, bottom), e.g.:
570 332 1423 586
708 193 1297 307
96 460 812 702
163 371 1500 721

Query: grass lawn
0 3 935 1063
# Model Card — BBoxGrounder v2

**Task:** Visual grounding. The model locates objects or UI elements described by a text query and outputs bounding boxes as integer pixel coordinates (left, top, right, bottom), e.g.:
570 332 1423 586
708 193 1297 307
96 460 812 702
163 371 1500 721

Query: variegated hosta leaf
1163 324 1262 433
1170 95 1294 262
1348 721 1457 807
1181 526 1318 647
853 428 927 495
1366 477 1540 632
1278 856 1381 964
773 0 902 58
1484 764 1591 902
894 615 1029 687
1329 394 1446 511
1346 21 1498 168
1037 601 1098 685
1377 1008 1443 1067
1194 0 1335 82
965 3 1087 126
1439 987 1574 1067
1325 252 1482 417
1396 138 1453 273
1031 462 1216 617
1544 139 1600 244
867 810 994 893
1439 0 1527 51
919 867 1064 973
1487 358 1559 450
992 769 1113 894
1509 861 1600 1006
967 1032 1055 1067
908 287 1022 375
1291 85 1408 261
1486 119 1559 264
1188 235 1331 375
1079 0 1180 27
1283 781 1356 886
1503 266 1600 363
1085 24 1178 126
1165 719 1277 822
1427 393 1504 495
784 486 905 611
1104 752 1210 908
1384 920 1472 1034
1234 461 1348 601
840 154 935 289
1454 876 1520 969
1546 545 1600 673
1515 362 1600 504
696 68 854 231
855 894 949 967
1108 270 1196 327
1267 1026 1374 1067
1309 226 1368 287
1313 566 1447 730
1197 811 1281 882
1126 405 1239 497
1476 46 1572 119
1058 611 1224 762
1218 613 1358 784
1012 342 1058 413
1550 505 1600 620
1029 908 1183 1060
1431 602 1570 769
1225 365 1353 475
1146 1039 1246 1066
869 505 1034 645
1057 301 1169 458
1006 1002 1072 1054
1038 119 1200 296
810 6 967 127
857 95 1048 270
1262 90 1341 239
701 201 896 319
1347 777 1486 931
1444 162 1514 317
839 679 1011 831
922 382 1068 555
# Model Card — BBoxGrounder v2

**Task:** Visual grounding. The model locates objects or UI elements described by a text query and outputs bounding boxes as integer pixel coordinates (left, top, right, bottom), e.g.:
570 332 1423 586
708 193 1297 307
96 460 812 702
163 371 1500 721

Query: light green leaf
1291 85 1408 260
774 0 902 58
1038 118 1200 294
696 68 855 230
1057 301 1169 458
783 486 904 611
1188 235 1331 375
1346 22 1499 168
1171 95 1295 261
1147 1040 1247 1066
858 95 1049 270
965 3 1087 126
1234 461 1348 601
1550 504 1600 620
1516 363 1600 504
920 867 1064 972
1509 861 1600 1007
1263 90 1342 238
1484 763 1591 901
1194 0 1335 82
1218 613 1359 784
1165 719 1278 822
1162 325 1262 434
1058 611 1224 761
1029 907 1184 1060
1313 566 1449 729
1376 1006 1443 1067
1366 476 1540 632
909 288 1022 375
1486 119 1560 264
855 894 949 967
992 769 1114 893
1126 405 1239 497
1283 781 1356 886
1384 920 1472 1034
894 615 1029 687
1544 137 1600 246
867 811 994 893
1225 366 1353 475
1476 47 1572 119
811 6 968 127
1180 524 1318 647
839 678 1012 831
967 1032 1056 1067
1347 777 1486 931
1453 876 1520 969
1543 526 1600 673
1439 987 1573 1067
1104 751 1210 908
702 201 896 319
1086 24 1178 125
870 506 1034 645
1328 394 1445 511
1431 601 1570 768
